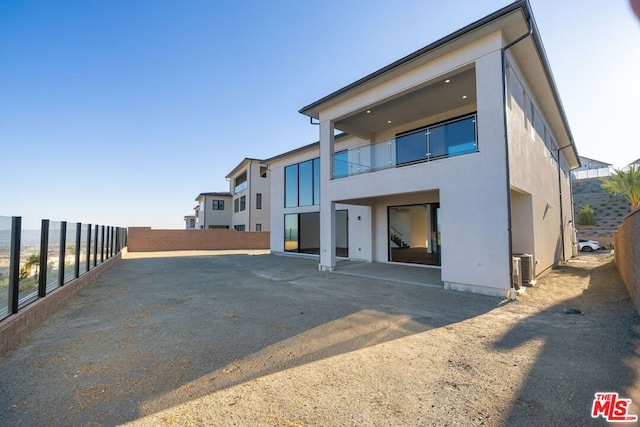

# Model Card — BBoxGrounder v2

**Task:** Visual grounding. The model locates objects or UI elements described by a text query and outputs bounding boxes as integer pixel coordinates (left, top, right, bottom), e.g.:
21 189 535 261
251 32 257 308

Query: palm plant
601 164 640 210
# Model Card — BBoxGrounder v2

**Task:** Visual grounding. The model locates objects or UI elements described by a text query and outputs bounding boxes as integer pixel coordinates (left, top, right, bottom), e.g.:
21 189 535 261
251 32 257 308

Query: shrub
577 204 596 225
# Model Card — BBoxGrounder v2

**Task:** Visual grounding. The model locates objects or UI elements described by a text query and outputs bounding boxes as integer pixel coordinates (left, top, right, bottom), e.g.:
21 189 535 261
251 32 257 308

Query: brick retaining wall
0 254 121 355
127 227 270 252
614 207 640 315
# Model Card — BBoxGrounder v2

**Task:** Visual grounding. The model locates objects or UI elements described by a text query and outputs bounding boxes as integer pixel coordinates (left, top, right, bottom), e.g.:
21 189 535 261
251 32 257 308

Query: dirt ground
0 251 638 426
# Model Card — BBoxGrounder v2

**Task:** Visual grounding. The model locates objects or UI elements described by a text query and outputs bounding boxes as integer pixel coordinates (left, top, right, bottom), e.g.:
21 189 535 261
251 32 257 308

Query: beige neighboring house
226 158 270 232
264 0 580 297
571 156 612 180
194 192 232 229
184 215 196 230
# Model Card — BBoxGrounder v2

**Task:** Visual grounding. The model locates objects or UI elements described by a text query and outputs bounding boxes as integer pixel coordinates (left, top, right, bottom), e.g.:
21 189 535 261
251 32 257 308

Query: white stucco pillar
319 119 336 271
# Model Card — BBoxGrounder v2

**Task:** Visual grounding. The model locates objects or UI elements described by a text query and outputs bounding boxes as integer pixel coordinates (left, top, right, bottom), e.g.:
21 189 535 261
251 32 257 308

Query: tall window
240 195 246 211
256 223 262 232
234 198 239 213
285 164 298 208
285 157 320 208
212 200 224 210
256 193 262 210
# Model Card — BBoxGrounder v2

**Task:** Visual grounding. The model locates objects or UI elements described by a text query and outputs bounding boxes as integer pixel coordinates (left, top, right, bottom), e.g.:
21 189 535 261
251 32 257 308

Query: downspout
557 144 572 262
501 14 532 299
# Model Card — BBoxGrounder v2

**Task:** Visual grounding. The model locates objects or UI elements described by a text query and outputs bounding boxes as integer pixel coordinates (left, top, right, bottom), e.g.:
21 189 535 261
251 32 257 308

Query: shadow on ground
0 254 498 426
495 257 640 425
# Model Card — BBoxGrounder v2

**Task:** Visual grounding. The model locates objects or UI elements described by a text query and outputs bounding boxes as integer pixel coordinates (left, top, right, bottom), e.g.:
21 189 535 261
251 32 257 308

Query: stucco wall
506 57 574 274
614 208 640 314
128 227 270 252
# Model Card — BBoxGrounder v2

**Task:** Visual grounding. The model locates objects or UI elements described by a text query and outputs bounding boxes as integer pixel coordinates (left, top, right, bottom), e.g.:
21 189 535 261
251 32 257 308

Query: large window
256 193 262 210
234 198 239 213
239 195 246 211
284 210 348 256
285 164 298 208
285 157 320 208
396 114 477 165
212 200 224 210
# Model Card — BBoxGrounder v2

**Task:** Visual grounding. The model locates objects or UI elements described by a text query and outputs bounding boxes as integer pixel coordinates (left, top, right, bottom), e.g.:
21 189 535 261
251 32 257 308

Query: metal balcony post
8 216 22 314
58 222 66 286
38 220 49 298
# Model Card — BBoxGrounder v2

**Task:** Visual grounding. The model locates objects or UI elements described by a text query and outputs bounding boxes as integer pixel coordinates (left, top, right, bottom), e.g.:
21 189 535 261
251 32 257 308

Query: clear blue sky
1 0 638 229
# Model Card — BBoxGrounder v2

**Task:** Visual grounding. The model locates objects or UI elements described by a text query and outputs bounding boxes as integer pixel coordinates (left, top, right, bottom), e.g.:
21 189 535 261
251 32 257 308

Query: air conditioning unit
512 256 522 290
516 253 536 286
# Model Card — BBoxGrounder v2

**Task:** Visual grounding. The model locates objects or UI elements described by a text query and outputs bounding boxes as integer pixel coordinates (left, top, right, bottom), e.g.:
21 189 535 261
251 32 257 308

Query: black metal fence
0 215 127 322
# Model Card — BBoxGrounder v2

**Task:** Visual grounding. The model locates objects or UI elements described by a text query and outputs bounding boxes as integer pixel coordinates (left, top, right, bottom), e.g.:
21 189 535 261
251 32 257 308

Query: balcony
333 114 478 179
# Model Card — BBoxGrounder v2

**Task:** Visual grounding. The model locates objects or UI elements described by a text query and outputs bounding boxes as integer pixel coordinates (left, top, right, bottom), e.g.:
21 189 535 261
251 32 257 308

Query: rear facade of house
266 0 579 296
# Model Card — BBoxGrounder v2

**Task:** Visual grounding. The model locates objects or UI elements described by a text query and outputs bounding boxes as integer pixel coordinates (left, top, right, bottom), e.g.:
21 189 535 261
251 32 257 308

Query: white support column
319 120 336 271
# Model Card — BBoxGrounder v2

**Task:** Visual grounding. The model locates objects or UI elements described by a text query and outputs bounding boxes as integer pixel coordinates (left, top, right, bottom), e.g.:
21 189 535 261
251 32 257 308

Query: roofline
261 133 349 164
521 1 580 165
225 157 263 179
299 0 528 116
195 192 232 201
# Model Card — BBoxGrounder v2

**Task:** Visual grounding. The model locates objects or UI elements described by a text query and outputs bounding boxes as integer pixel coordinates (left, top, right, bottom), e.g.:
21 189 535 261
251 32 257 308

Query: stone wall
127 227 270 252
614 208 640 315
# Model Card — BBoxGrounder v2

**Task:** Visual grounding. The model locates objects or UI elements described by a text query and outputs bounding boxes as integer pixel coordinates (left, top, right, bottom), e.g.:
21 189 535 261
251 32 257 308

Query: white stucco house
226 158 270 232
264 0 580 297
184 215 196 230
194 192 233 229
571 156 612 180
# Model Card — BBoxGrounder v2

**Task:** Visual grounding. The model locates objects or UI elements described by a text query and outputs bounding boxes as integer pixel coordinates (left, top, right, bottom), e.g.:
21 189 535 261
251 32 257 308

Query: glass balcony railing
234 181 248 194
333 114 478 179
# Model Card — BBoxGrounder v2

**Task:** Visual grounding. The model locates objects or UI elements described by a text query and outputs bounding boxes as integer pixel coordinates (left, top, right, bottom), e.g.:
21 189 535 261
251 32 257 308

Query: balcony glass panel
334 151 349 179
79 224 88 275
396 131 427 165
0 216 11 320
234 181 248 194
18 224 41 308
64 223 77 284
47 221 61 293
434 116 477 157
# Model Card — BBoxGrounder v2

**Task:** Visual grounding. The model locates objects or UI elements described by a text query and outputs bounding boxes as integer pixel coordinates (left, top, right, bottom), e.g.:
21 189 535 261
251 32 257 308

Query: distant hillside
572 178 630 241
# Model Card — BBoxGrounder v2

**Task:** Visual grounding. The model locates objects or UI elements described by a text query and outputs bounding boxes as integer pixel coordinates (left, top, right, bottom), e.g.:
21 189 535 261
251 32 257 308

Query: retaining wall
0 254 121 355
614 207 640 315
127 227 270 252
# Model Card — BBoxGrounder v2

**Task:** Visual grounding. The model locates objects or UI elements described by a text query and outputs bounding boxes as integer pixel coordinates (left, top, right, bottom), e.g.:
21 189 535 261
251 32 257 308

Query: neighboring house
226 158 270 232
184 215 196 230
571 156 612 180
265 0 580 297
194 192 232 229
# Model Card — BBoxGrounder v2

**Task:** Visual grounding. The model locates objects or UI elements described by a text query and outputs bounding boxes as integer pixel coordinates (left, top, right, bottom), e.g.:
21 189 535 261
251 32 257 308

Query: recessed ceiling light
366 110 371 114
462 95 468 99
387 120 392 124
445 79 451 83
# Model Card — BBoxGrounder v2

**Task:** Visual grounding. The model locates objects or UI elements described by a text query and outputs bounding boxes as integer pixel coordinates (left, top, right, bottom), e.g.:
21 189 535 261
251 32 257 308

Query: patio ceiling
335 67 477 137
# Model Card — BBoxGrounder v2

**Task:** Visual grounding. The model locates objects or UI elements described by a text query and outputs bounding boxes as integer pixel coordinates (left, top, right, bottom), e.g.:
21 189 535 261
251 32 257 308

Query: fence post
58 222 66 286
38 220 49 298
8 216 22 315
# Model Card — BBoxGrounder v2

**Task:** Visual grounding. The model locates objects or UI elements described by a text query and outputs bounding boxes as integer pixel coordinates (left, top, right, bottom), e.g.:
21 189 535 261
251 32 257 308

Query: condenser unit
516 253 536 286
512 256 522 290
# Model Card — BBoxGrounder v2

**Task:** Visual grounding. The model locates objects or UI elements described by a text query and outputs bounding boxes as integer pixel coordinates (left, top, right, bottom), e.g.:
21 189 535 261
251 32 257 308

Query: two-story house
265 0 580 297
226 158 270 232
194 192 232 229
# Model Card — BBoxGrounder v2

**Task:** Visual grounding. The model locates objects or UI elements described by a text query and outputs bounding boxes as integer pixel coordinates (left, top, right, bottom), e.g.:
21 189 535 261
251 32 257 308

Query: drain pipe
557 144 572 262
501 15 532 299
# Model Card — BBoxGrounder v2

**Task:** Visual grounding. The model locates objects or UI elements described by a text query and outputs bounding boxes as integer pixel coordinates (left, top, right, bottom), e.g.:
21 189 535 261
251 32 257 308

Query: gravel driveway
0 251 637 426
